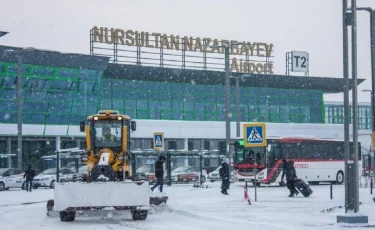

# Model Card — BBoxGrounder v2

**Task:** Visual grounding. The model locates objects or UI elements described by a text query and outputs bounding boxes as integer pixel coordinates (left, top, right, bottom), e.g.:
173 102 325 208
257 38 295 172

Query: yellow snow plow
47 110 168 222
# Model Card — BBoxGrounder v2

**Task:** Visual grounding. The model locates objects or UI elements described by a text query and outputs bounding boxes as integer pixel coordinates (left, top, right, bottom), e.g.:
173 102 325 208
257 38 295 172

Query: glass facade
0 62 103 129
325 104 372 130
0 61 326 126
101 79 324 123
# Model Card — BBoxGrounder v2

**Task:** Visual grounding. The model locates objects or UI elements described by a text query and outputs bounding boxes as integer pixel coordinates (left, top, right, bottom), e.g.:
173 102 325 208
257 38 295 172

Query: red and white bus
233 137 362 186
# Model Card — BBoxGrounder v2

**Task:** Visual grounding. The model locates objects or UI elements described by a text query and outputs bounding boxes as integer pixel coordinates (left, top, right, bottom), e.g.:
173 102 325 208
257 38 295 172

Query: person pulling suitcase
281 159 299 197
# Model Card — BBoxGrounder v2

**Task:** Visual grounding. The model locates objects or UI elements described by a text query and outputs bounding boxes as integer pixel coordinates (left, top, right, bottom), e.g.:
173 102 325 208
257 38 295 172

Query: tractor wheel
47 200 54 212
50 180 55 189
131 210 148 220
59 211 76 222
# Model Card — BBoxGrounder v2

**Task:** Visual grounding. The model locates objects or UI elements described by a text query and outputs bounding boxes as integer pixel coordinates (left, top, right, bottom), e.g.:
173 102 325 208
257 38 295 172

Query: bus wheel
336 171 344 184
252 182 261 187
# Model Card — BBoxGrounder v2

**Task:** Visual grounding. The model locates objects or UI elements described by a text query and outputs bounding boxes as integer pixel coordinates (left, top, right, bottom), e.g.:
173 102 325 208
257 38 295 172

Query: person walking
281 159 299 197
23 164 35 192
219 158 230 195
151 156 166 193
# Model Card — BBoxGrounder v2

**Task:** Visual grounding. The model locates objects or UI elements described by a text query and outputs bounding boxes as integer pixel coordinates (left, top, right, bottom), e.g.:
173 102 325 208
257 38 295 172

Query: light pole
230 74 251 138
3 49 24 170
209 42 242 161
342 0 359 213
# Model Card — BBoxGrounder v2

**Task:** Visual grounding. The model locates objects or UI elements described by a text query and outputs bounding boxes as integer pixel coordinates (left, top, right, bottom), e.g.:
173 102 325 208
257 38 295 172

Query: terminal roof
0 45 110 71
105 64 365 93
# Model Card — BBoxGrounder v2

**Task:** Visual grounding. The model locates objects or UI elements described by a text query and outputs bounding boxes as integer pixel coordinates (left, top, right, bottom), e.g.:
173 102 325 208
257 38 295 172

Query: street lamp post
3 49 24 170
17 52 23 170
209 42 242 161
235 76 240 138
231 74 251 138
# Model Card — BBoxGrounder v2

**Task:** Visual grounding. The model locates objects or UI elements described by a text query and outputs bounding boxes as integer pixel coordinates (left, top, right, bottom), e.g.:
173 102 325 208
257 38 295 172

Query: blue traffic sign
243 123 266 147
153 132 164 150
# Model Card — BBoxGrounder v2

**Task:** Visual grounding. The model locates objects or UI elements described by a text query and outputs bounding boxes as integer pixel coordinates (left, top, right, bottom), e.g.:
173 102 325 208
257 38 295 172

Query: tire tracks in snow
0 200 48 207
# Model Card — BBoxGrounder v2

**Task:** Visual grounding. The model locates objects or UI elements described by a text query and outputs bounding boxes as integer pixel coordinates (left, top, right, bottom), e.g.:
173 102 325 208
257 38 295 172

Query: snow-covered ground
0 182 374 230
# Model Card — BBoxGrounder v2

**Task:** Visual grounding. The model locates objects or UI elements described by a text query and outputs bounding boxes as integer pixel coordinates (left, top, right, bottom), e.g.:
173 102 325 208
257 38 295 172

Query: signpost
153 132 164 151
291 51 309 73
243 123 266 147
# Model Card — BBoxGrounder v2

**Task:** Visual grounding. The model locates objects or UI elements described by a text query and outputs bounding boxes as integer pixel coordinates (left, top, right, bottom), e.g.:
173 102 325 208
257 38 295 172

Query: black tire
59 211 76 222
131 210 148 220
4 188 9 190
50 180 55 189
252 182 261 187
336 171 344 184
22 181 26 190
0 182 5 191
47 200 54 212
201 176 206 183
72 174 84 182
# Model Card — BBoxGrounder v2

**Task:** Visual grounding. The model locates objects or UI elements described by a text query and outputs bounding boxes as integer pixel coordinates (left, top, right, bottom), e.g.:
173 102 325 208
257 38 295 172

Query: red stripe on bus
260 159 283 183
233 164 266 169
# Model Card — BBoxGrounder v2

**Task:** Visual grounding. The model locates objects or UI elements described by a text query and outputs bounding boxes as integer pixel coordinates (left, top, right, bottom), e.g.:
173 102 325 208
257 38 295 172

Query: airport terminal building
0 27 371 168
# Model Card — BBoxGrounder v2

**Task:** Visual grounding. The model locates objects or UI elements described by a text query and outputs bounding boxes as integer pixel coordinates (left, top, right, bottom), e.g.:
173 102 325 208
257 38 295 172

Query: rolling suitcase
293 179 313 197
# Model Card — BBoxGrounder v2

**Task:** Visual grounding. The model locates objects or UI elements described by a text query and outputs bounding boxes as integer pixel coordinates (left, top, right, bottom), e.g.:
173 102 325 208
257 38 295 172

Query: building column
7 138 11 168
56 136 61 168
183 138 188 150
183 138 189 166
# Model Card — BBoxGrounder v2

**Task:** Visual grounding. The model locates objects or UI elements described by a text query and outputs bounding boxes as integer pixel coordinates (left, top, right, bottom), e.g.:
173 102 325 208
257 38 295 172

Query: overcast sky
0 0 375 103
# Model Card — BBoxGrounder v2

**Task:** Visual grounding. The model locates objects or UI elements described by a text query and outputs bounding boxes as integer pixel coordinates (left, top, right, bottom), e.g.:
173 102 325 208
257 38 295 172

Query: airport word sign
92 26 274 74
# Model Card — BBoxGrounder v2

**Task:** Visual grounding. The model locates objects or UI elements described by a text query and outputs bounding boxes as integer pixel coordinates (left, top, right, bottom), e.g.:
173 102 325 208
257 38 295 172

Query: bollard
330 182 333 200
244 181 251 205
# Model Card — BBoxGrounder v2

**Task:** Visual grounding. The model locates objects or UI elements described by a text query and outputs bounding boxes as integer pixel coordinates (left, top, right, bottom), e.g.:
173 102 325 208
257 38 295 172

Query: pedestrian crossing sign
243 123 266 147
153 132 164 150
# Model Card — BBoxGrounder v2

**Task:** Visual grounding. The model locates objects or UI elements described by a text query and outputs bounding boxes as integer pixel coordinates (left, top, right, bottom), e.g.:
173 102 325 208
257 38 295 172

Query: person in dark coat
151 156 165 193
281 159 299 197
23 164 35 192
219 158 230 195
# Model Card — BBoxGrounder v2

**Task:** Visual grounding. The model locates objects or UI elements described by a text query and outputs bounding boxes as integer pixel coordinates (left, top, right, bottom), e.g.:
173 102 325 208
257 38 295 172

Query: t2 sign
291 51 309 73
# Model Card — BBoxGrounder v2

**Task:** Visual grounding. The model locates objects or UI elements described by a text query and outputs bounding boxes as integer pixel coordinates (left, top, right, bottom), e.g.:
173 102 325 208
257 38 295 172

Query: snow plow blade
48 181 150 221
150 196 168 205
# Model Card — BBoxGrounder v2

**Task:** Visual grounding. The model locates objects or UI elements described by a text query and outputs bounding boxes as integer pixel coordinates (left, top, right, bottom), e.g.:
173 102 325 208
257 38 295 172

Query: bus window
281 143 300 159
267 143 280 164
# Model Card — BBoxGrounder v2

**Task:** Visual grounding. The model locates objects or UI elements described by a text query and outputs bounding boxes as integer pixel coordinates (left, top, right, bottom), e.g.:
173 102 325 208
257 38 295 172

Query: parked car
208 165 234 182
135 164 157 182
33 167 75 189
65 162 86 173
170 166 208 183
0 168 25 191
